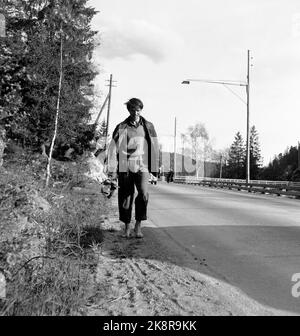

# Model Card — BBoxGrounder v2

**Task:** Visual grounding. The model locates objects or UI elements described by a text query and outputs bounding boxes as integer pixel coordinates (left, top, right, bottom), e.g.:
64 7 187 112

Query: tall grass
0 152 109 316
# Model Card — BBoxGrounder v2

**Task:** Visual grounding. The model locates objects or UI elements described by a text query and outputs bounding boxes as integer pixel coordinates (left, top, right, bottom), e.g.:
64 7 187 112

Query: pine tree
249 125 262 179
227 132 245 179
0 0 28 142
0 0 98 151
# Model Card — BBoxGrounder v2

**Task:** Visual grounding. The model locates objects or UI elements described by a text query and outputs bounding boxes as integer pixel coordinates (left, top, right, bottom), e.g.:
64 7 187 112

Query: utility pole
94 94 109 127
219 154 223 179
298 141 300 169
246 50 250 184
174 117 177 178
181 134 186 175
105 74 113 152
181 49 252 183
106 74 113 135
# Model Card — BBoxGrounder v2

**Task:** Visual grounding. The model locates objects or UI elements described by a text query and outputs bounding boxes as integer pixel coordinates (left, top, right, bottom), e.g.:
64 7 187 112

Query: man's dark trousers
118 171 149 224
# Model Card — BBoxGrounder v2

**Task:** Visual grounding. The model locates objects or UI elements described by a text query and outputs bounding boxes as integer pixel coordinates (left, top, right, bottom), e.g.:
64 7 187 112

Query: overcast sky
89 0 300 165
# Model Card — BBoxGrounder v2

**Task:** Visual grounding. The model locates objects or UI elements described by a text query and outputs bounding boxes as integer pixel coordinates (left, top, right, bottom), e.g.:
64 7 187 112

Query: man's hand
108 172 118 180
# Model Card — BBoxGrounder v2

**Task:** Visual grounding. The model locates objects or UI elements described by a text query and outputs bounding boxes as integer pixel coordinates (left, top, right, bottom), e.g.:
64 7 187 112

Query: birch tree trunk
0 127 6 168
45 36 63 187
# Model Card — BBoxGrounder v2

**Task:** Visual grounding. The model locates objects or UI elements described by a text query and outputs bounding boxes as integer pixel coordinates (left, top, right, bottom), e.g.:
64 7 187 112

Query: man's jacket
107 116 159 176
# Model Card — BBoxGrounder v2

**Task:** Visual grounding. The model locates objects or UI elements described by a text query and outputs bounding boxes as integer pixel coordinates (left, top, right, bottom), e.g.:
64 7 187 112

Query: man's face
128 105 142 120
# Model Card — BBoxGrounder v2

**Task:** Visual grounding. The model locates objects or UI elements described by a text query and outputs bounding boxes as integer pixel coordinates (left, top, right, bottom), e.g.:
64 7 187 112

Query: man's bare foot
122 223 131 238
134 221 143 238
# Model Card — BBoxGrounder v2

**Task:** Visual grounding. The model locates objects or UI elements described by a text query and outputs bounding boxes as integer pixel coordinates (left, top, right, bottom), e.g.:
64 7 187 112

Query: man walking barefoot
108 98 159 238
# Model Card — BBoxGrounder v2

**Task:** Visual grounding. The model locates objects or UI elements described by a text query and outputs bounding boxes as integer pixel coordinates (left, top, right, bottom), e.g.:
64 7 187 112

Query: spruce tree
227 131 245 179
0 0 28 142
0 0 98 152
249 125 262 179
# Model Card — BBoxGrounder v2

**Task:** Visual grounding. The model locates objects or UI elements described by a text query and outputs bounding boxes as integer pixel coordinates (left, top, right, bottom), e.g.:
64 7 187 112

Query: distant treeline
216 143 299 182
259 145 300 181
160 124 299 182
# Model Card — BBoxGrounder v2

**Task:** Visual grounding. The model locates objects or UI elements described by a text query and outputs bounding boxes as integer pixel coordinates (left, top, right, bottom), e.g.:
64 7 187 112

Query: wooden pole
298 141 300 169
246 49 250 183
174 117 177 178
105 74 113 152
94 94 109 127
219 155 223 179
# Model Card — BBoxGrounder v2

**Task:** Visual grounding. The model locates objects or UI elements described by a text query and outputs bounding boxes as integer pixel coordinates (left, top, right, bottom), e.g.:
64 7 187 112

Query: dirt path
85 194 289 316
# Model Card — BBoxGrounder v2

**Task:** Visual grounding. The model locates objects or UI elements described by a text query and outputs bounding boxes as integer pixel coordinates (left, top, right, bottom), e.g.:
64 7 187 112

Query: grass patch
0 149 111 315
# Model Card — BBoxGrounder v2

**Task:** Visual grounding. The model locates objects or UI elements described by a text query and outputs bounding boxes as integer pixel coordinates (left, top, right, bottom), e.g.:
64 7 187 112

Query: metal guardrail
174 176 300 198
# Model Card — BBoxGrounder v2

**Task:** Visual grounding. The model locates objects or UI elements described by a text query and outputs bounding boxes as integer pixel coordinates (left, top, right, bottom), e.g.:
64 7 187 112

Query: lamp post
182 50 251 183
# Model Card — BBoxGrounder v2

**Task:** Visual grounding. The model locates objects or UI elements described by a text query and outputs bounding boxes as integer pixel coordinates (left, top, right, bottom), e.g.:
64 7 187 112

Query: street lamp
182 50 251 183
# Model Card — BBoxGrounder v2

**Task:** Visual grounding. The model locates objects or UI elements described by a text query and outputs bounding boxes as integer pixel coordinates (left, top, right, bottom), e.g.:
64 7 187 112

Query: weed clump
0 149 110 316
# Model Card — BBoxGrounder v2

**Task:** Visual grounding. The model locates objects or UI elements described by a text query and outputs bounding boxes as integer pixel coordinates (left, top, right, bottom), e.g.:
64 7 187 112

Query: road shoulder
84 194 290 316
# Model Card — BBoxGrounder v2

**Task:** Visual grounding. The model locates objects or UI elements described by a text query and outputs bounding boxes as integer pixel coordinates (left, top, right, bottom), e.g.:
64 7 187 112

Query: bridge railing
173 176 300 198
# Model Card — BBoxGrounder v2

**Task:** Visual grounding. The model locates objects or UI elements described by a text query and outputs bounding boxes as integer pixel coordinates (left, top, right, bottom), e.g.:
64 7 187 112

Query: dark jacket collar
125 116 144 127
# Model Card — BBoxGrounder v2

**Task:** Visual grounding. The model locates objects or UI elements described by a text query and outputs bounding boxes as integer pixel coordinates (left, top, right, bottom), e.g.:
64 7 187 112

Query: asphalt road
146 181 300 314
